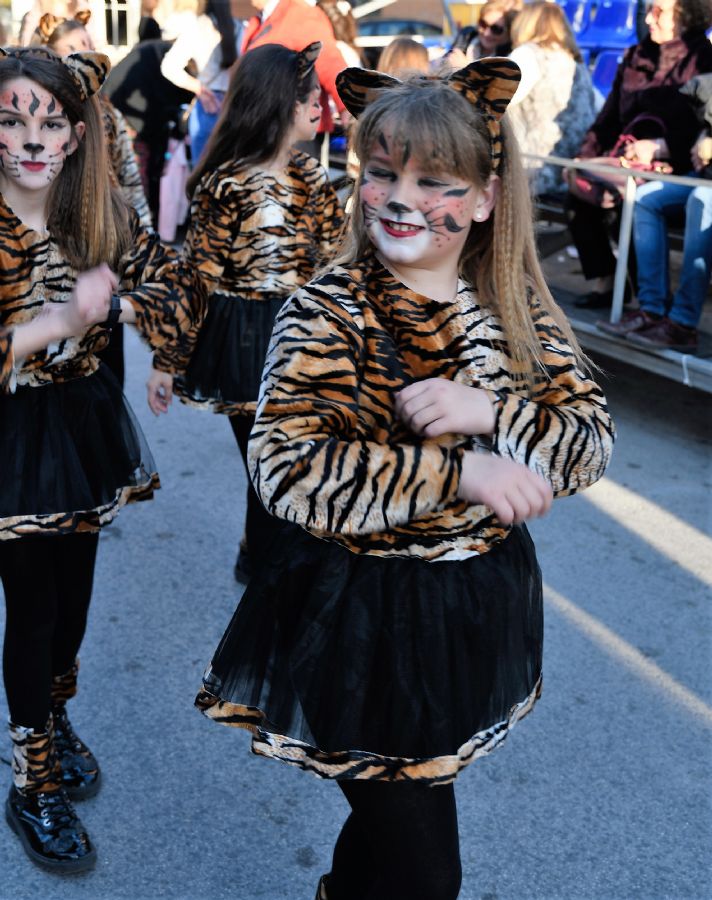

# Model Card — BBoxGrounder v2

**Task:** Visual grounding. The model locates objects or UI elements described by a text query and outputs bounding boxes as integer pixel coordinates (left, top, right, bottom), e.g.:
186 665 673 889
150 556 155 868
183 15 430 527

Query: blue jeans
633 178 712 328
188 91 225 167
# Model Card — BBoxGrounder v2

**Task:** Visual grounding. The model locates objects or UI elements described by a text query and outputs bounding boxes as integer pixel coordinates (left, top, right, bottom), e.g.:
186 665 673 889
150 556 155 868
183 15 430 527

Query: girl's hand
146 368 174 416
60 264 118 337
395 379 496 438
457 450 553 524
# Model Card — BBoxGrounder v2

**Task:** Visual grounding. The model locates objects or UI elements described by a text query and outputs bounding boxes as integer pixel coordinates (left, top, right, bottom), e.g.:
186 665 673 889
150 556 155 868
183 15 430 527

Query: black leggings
229 414 282 570
328 780 462 900
0 532 99 730
567 195 638 284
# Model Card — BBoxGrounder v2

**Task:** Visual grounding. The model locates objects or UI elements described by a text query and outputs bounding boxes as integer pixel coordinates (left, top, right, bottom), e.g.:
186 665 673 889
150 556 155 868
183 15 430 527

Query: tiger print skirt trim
196 523 543 784
0 364 159 541
196 676 542 784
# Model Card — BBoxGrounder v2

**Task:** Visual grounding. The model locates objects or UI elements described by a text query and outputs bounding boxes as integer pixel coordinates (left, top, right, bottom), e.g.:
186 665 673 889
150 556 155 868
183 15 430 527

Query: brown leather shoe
627 318 698 352
596 309 659 337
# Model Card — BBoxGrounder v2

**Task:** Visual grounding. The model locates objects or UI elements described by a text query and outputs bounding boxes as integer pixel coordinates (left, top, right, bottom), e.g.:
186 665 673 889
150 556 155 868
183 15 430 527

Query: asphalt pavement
0 328 710 900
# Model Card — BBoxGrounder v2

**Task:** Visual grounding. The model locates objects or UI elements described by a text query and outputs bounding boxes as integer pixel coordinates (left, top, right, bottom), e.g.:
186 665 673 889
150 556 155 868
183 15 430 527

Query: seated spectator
447 0 522 67
507 1 595 197
599 74 712 351
565 0 712 310
378 37 430 75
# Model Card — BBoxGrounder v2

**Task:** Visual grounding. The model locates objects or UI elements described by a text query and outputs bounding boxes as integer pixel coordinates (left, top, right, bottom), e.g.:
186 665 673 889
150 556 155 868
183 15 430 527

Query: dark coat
578 29 712 172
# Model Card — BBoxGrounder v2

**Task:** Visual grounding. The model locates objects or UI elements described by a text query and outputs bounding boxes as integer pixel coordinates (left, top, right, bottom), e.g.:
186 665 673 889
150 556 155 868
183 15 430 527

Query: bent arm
118 218 205 372
248 291 463 536
489 301 615 495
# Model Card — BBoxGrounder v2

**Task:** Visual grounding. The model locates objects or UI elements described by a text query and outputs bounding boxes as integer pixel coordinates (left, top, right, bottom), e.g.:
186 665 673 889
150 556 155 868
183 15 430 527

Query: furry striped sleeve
489 300 615 496
248 286 464 537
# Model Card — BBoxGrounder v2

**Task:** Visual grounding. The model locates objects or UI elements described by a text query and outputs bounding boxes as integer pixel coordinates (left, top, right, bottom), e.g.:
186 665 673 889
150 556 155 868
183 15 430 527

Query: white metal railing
523 154 710 325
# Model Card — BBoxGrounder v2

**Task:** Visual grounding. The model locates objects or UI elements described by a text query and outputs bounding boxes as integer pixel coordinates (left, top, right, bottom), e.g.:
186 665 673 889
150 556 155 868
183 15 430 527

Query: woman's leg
567 196 619 281
634 180 692 317
328 780 462 900
672 185 712 329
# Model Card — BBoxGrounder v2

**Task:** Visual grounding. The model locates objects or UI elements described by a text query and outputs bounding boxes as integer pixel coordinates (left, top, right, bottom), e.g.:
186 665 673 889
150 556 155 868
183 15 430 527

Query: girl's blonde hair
0 50 130 268
335 77 586 384
378 38 429 76
510 1 582 61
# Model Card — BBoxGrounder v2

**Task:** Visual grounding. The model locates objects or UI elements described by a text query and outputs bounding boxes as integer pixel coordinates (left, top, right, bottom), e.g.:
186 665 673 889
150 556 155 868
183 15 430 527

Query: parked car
356 17 447 67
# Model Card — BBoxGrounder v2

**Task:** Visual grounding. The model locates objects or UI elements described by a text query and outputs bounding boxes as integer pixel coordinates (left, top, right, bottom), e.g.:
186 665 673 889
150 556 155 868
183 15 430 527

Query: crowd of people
0 0 706 896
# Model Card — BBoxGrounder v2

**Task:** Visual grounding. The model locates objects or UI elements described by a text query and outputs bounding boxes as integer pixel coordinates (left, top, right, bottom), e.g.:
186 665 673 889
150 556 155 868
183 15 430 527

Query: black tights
229 414 282 569
0 533 98 730
329 780 462 900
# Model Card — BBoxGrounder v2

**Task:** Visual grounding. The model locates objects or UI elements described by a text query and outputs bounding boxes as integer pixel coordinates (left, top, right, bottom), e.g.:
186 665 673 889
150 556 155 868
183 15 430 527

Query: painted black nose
24 143 43 156
386 200 412 216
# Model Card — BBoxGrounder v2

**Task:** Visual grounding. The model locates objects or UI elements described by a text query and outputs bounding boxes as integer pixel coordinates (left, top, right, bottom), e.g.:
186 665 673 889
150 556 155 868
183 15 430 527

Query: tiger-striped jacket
248 254 615 560
183 150 343 303
0 195 201 394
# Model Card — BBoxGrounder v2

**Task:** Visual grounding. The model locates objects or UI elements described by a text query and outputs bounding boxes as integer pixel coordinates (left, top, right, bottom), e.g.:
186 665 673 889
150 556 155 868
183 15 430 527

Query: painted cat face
0 76 83 198
360 129 490 274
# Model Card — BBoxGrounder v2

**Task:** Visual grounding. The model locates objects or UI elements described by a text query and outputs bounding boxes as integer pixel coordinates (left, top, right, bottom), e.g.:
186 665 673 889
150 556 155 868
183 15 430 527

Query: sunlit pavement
0 330 710 900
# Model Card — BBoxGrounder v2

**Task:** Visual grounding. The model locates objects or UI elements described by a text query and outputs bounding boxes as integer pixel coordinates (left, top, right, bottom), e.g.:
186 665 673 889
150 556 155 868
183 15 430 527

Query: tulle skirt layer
197 523 543 784
0 366 159 540
175 293 286 414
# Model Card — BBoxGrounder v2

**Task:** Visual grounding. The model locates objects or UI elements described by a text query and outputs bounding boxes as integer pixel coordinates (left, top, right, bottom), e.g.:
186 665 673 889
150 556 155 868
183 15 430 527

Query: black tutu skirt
197 524 543 784
175 293 286 413
0 365 159 540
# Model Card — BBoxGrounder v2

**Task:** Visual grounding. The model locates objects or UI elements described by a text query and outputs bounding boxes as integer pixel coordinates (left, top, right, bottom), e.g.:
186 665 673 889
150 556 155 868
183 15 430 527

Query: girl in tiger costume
0 47 200 872
33 10 153 389
146 41 343 584
196 60 615 898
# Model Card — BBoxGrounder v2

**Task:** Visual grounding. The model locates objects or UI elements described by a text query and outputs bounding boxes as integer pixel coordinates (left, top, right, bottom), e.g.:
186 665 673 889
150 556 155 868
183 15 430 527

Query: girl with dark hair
147 42 343 583
195 60 614 899
0 46 200 872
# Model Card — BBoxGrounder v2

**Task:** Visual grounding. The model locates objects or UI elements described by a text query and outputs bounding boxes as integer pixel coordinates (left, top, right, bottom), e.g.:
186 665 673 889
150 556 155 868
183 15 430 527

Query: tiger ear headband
296 41 322 82
335 58 521 173
0 46 109 101
38 9 92 42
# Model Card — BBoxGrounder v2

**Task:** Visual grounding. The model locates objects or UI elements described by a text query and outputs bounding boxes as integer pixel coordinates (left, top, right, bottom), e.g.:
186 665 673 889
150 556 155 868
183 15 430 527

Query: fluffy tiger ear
64 51 111 100
446 57 520 119
336 67 402 119
38 12 65 41
446 57 520 173
75 9 92 26
296 41 321 82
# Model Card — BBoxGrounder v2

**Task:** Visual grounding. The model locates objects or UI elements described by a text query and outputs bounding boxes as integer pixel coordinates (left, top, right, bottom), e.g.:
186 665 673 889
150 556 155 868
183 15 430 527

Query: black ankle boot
51 662 101 800
5 785 96 873
51 707 101 800
6 723 96 873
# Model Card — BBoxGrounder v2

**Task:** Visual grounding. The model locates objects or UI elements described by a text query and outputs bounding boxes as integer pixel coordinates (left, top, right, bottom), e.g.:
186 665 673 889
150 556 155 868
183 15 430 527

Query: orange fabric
242 0 347 130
